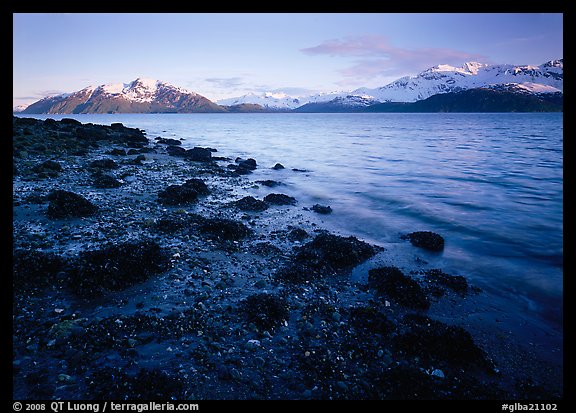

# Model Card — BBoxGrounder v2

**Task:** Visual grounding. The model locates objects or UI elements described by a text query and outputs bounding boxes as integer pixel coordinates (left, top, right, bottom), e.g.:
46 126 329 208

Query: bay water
19 113 563 333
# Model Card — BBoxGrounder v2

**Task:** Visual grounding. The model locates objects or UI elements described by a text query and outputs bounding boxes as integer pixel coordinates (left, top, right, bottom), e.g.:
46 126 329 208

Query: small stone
245 339 261 350
304 351 310 357
336 381 348 392
332 312 341 322
58 374 74 383
254 279 267 289
377 349 384 358
431 369 445 378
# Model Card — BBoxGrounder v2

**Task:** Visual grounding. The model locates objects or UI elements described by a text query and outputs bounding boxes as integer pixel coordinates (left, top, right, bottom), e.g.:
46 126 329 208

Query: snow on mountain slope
355 59 563 103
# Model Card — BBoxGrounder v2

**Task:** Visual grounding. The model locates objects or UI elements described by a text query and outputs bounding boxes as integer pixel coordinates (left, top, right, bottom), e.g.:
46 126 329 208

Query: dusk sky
13 13 563 108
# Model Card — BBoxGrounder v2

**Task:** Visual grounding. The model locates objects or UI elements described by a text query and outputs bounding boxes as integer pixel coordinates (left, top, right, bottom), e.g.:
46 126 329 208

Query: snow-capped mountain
353 59 563 103
216 90 350 111
22 78 225 114
218 59 563 109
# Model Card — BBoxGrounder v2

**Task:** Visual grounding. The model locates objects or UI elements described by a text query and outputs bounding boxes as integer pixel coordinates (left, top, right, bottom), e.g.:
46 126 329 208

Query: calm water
19 113 563 328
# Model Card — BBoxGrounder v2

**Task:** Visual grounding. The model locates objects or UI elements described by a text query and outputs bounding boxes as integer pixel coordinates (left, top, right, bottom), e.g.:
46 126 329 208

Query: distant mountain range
16 59 563 114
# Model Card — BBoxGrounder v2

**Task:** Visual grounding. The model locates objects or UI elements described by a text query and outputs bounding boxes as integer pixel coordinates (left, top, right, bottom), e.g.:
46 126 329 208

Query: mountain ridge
16 58 563 114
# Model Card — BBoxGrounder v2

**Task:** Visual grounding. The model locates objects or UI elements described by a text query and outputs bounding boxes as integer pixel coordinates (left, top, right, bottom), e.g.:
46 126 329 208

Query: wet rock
264 193 297 205
276 233 377 283
198 218 252 241
272 163 285 170
32 160 63 177
87 367 185 399
92 172 122 189
368 267 430 310
401 231 445 252
68 240 170 296
287 228 309 242
251 242 282 257
187 147 212 162
89 158 119 169
106 148 127 156
312 204 332 214
46 190 98 219
423 269 468 295
347 306 395 338
13 249 65 291
166 146 187 157
256 180 282 187
241 293 290 331
158 179 209 206
233 196 269 212
394 314 492 370
128 154 146 165
156 137 182 145
238 158 257 170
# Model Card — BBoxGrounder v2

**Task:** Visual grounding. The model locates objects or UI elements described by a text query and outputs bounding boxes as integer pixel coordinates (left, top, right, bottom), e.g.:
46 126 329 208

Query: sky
12 13 563 108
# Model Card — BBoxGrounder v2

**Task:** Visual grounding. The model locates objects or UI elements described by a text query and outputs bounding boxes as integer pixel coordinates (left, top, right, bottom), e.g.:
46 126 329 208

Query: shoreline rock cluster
12 116 561 400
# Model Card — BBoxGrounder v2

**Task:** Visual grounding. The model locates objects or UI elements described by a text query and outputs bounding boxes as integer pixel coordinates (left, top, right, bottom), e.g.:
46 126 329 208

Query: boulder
46 190 98 219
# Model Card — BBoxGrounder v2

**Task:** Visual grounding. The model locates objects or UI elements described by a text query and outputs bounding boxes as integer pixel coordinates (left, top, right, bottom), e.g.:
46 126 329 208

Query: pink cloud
302 35 488 80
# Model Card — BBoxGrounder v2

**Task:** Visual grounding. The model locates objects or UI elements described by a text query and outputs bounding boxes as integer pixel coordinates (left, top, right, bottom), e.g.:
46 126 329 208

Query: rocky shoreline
12 116 562 400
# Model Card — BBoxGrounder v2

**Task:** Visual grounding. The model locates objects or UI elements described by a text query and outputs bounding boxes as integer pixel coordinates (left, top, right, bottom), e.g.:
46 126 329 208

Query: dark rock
92 173 122 189
198 218 252 241
127 149 141 155
182 178 210 195
272 163 285 170
158 179 208 206
256 180 282 187
110 122 125 129
347 306 395 338
368 267 430 310
187 147 212 162
241 293 289 331
264 193 297 205
401 231 445 252
89 158 119 169
46 190 98 219
166 146 187 157
32 160 63 177
156 137 182 146
107 148 127 156
234 196 269 212
312 204 332 214
129 154 146 165
276 233 377 283
250 242 282 257
61 118 81 125
287 228 309 241
68 240 169 296
13 249 65 291
239 158 257 170
424 269 468 295
394 314 492 370
87 367 185 400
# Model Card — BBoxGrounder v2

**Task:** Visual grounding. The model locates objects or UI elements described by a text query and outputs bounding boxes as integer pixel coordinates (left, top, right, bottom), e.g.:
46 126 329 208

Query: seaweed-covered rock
401 231 445 252
13 249 66 291
156 137 182 146
424 269 469 295
87 367 186 400
264 193 297 206
287 227 309 242
233 196 269 212
241 293 289 331
89 158 119 169
256 180 282 187
32 160 63 177
46 190 98 219
312 204 332 214
106 148 127 156
158 179 209 205
187 147 212 162
198 218 252 241
166 145 186 157
92 173 122 189
276 233 377 283
394 314 492 371
68 240 169 296
368 267 430 310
